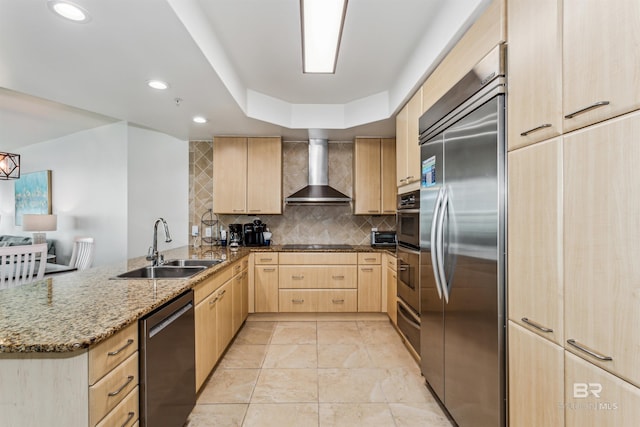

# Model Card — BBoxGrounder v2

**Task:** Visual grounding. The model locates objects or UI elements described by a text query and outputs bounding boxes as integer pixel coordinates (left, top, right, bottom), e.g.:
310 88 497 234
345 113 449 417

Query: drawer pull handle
107 339 134 356
249 209 261 212
209 297 219 306
521 317 553 333
567 339 613 361
564 101 610 119
232 209 244 212
292 299 304 304
332 275 345 280
263 268 276 272
368 210 378 213
361 268 374 272
121 411 135 427
332 299 345 304
520 123 552 136
260 258 273 262
364 257 377 261
218 289 226 298
108 375 135 397
383 210 395 213
292 275 305 280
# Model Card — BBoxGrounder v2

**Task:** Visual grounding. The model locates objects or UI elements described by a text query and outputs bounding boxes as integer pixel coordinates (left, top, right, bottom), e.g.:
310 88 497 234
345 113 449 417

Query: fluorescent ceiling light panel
301 0 347 73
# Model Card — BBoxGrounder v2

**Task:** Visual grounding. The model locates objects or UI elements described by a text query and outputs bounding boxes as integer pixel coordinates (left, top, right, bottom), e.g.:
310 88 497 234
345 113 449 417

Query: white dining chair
0 243 47 288
69 237 95 271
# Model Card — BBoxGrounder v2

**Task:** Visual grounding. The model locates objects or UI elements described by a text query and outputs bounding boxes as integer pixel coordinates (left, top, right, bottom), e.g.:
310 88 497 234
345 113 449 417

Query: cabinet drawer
89 352 138 426
194 267 233 304
279 266 357 289
358 253 381 264
279 252 357 265
317 290 358 312
279 290 319 312
89 322 138 385
95 385 138 427
386 254 397 271
255 253 278 265
232 260 243 276
241 257 249 270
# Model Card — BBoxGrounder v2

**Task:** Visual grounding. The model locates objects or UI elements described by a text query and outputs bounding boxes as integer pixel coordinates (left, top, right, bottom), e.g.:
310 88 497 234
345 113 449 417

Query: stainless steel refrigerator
419 45 506 427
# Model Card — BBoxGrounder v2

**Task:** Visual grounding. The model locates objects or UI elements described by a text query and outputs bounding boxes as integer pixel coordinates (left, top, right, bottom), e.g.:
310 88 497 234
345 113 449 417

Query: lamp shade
23 214 57 231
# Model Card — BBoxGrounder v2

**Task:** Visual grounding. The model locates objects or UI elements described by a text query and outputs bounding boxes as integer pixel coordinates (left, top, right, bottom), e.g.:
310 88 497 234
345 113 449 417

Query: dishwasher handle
148 297 194 339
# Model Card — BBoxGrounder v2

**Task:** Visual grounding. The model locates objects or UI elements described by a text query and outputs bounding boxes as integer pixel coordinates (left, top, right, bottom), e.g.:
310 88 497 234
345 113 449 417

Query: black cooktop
280 244 354 250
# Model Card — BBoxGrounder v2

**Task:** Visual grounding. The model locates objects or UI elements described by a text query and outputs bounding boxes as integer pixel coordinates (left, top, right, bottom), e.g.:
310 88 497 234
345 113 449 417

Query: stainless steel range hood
285 139 351 205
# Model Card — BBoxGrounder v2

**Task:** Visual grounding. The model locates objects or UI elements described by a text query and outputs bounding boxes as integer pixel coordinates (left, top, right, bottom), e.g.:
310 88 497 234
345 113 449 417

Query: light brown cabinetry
565 351 640 426
508 138 563 345
357 253 382 312
231 258 248 334
508 321 564 427
563 112 640 387
563 0 640 133
215 280 233 360
507 0 562 149
395 90 422 188
213 136 282 214
353 137 396 215
385 253 397 325
254 253 279 312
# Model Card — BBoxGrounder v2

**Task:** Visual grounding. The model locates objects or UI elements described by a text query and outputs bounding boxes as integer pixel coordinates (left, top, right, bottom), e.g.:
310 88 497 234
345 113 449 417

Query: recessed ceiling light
301 0 348 73
193 116 208 124
47 1 91 23
147 80 170 90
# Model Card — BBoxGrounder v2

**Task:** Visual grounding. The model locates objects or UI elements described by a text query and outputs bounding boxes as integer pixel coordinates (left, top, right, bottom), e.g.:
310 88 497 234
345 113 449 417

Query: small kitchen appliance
371 230 396 247
243 219 268 246
228 224 243 247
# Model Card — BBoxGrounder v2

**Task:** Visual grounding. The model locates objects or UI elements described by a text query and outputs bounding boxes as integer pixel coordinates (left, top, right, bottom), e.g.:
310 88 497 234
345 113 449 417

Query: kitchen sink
115 265 207 280
163 259 224 267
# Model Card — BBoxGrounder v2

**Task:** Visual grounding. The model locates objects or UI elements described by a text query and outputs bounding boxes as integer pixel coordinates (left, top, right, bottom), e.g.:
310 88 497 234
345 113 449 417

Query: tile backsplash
189 140 395 246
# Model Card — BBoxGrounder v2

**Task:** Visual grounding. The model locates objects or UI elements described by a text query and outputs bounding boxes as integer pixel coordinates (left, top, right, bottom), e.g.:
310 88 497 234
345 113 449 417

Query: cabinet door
508 138 563 345
563 0 640 132
213 137 247 214
396 104 409 186
565 351 640 426
232 272 243 335
381 138 397 214
241 270 249 323
354 138 381 214
254 266 279 312
386 264 397 325
215 281 233 359
247 137 282 214
508 322 564 427
405 88 422 185
564 112 640 387
507 0 562 149
195 293 217 391
358 265 381 312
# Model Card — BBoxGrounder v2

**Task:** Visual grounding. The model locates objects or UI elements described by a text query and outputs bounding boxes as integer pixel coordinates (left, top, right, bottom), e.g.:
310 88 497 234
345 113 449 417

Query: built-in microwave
396 190 420 249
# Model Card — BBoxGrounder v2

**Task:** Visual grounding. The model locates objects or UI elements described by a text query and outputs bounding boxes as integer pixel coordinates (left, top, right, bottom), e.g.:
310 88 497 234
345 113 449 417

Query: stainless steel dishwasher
139 290 195 427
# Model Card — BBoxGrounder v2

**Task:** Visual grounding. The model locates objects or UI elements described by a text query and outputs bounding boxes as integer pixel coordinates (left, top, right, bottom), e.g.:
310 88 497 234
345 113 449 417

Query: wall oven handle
436 189 450 303
397 301 420 327
430 188 444 300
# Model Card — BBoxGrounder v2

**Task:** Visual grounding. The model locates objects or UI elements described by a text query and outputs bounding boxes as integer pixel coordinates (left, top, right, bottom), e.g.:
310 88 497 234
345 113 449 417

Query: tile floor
186 314 453 427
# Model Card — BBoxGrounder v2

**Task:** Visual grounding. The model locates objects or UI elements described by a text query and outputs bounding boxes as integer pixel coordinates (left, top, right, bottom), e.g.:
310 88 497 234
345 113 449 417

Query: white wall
0 121 190 266
0 122 128 266
127 125 189 258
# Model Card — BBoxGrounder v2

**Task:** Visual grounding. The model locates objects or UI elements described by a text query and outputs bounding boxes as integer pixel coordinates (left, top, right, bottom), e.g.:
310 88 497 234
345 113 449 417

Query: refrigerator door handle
436 189 450 303
430 187 445 299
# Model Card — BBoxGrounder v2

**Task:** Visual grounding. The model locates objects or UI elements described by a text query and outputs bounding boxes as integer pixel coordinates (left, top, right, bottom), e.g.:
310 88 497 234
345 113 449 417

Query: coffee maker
243 218 267 246
228 224 243 247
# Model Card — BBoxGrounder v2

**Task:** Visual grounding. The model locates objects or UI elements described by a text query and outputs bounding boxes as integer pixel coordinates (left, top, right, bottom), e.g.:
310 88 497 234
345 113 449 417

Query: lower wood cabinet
215 280 233 360
358 253 382 312
385 253 397 325
279 289 358 312
195 290 219 391
254 265 279 312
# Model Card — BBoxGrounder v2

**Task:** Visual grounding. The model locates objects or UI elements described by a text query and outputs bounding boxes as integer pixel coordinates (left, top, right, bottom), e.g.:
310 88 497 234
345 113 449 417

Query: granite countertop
0 244 395 354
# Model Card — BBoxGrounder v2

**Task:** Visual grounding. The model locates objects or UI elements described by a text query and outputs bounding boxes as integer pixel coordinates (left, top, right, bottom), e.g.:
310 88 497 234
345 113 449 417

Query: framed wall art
15 170 52 226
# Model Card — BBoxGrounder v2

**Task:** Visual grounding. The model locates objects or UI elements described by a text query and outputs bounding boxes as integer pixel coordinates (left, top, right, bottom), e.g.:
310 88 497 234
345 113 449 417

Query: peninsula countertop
0 244 394 354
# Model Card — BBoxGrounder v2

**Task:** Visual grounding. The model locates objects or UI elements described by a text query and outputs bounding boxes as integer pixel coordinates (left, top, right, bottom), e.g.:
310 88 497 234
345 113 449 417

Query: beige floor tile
366 343 420 370
218 344 268 369
381 367 434 403
270 321 317 344
319 403 395 427
317 321 365 345
197 369 260 404
358 320 404 345
252 369 318 403
262 344 318 368
234 322 276 345
185 404 248 427
318 368 387 403
389 402 454 427
243 403 319 427
317 344 374 369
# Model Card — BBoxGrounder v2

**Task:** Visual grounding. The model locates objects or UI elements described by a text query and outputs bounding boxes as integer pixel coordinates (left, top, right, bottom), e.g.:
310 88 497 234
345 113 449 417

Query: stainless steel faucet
146 218 172 266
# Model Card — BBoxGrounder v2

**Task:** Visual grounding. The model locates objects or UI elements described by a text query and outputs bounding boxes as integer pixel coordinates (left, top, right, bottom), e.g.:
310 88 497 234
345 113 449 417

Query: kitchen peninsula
0 244 396 427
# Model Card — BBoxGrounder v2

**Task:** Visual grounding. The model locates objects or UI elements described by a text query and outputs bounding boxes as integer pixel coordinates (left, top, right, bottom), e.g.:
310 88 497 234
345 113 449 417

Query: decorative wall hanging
15 170 52 226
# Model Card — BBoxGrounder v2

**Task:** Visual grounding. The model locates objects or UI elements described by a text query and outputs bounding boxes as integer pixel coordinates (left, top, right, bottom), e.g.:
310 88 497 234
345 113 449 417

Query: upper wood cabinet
353 137 396 215
507 0 562 150
395 89 422 188
564 111 640 388
508 138 563 345
213 136 282 214
563 0 640 133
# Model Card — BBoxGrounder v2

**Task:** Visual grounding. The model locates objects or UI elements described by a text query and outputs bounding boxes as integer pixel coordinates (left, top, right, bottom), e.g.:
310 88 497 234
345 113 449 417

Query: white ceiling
0 0 490 150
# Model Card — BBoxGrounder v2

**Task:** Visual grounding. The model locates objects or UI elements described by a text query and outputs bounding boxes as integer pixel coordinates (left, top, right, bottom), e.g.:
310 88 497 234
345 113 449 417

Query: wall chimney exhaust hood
285 139 351 205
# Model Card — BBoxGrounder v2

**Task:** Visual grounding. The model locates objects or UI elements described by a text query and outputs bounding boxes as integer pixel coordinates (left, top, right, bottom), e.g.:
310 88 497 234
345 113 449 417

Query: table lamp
23 214 57 245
